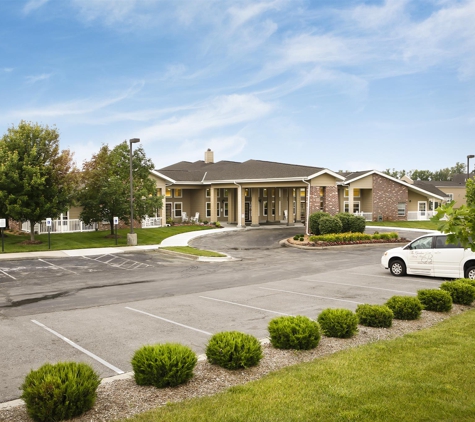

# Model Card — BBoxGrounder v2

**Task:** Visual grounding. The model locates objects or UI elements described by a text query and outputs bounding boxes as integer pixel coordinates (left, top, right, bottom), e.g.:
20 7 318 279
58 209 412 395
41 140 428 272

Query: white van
381 234 475 279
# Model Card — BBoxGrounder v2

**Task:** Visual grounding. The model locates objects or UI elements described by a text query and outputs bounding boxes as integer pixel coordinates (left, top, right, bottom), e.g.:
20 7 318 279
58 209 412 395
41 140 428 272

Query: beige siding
351 175 373 189
437 186 466 207
407 191 428 211
310 174 337 186
68 206 82 219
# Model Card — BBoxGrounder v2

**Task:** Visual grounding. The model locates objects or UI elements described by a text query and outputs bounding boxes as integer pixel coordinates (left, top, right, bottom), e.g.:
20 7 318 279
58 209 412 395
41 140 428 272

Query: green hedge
21 362 100 422
206 331 262 370
385 296 423 320
309 212 330 235
132 343 197 388
417 289 452 312
309 232 398 243
319 216 343 235
317 308 359 338
440 281 475 305
356 304 393 328
268 316 321 350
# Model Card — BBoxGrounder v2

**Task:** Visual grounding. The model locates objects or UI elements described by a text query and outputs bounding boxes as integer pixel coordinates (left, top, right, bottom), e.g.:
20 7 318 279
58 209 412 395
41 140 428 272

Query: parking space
0 253 447 403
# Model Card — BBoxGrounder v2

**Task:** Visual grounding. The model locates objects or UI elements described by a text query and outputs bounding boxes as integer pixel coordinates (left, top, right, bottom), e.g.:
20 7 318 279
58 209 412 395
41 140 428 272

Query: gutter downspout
303 179 311 235
234 181 243 228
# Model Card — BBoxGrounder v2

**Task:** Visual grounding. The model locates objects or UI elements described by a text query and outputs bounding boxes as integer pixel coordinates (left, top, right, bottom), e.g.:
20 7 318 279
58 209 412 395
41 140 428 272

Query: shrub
385 296 423 320
309 212 330 235
166 218 174 226
21 362 100 422
268 316 321 350
348 215 366 233
356 304 393 328
335 213 352 232
319 216 343 235
417 289 452 312
206 331 262 369
440 281 475 305
132 343 197 388
317 308 359 338
457 278 475 288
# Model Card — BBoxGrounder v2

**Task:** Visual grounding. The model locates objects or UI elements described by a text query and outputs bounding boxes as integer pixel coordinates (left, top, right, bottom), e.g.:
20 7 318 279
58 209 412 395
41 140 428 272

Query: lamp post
467 154 474 183
127 138 140 246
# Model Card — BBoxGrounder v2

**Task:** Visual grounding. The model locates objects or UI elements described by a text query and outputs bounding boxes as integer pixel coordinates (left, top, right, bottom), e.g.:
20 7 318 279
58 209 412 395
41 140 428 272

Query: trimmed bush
417 289 452 312
309 212 330 235
317 308 359 338
268 315 321 350
440 281 475 305
319 216 343 235
335 213 352 232
385 296 423 320
348 215 366 233
132 343 197 388
21 362 100 422
356 304 393 328
457 278 475 288
206 331 262 370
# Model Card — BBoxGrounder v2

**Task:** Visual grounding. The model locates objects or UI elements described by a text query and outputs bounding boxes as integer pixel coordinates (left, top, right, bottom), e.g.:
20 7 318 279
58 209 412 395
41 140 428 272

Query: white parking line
125 307 212 335
199 296 291 316
0 269 16 280
350 272 442 285
292 279 416 295
31 320 124 374
38 259 78 275
258 287 364 305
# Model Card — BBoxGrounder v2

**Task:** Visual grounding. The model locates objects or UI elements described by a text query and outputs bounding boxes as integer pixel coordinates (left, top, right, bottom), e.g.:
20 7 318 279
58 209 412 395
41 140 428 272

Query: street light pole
467 154 474 183
127 138 140 246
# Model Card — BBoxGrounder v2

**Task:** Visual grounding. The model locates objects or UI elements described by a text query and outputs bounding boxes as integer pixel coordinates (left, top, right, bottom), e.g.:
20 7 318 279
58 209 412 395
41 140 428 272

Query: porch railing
22 219 97 234
407 211 436 221
141 217 163 228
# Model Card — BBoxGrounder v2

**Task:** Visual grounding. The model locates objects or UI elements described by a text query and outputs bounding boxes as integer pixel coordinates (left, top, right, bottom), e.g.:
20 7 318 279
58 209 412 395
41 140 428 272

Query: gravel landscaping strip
1 304 472 422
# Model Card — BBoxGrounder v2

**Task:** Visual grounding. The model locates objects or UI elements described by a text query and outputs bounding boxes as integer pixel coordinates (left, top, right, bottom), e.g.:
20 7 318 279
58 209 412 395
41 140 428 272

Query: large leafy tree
432 177 475 251
0 121 78 241
384 162 466 181
78 141 162 235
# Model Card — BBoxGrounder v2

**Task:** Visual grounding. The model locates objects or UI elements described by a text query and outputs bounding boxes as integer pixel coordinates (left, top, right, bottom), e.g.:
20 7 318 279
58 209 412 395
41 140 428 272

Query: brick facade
309 186 322 214
324 185 339 215
372 174 408 221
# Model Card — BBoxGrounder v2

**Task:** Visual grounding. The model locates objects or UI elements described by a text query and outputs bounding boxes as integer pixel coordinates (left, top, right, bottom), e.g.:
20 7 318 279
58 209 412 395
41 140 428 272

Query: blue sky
1 0 474 173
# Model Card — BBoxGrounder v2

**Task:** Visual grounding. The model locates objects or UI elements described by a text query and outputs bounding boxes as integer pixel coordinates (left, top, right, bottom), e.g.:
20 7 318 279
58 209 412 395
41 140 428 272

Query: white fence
407 211 436 221
22 219 97 234
141 217 162 228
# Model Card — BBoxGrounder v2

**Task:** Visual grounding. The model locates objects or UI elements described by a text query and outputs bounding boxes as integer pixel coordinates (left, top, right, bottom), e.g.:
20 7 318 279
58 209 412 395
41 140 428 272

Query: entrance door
166 203 172 219
418 202 427 220
245 202 251 222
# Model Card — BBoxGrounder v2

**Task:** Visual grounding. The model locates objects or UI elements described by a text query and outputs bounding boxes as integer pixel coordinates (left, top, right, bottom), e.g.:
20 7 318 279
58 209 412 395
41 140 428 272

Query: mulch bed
288 236 408 248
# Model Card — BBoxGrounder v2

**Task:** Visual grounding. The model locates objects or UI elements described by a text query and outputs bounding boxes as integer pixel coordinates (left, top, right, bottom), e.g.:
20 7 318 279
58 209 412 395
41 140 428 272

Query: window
224 202 229 217
319 187 324 210
344 188 360 197
174 202 182 218
166 188 172 197
245 188 250 197
206 202 211 218
223 189 228 198
447 193 454 201
157 188 162 196
271 201 275 216
344 201 360 213
174 188 182 198
271 188 275 197
429 200 440 211
216 188 220 198
263 201 268 216
398 202 406 217
206 188 210 198
216 203 220 218
300 188 305 198
262 188 267 197
435 235 461 249
409 236 433 250
165 204 172 219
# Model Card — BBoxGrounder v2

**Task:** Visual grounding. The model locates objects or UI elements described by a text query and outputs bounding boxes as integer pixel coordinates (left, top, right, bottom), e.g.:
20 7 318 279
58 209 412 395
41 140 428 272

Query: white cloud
3 68 13 72
349 0 409 30
25 73 53 84
137 94 273 142
23 0 50 14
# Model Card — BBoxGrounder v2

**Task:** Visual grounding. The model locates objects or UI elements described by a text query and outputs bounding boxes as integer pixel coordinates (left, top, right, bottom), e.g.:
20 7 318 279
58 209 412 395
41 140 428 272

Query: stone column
287 188 295 226
210 187 217 223
348 187 354 215
251 188 260 227
236 185 244 228
296 189 302 223
228 189 235 224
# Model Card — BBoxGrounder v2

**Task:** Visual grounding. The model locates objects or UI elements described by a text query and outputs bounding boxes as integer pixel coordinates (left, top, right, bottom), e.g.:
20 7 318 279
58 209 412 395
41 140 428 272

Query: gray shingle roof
156 159 327 183
412 181 448 197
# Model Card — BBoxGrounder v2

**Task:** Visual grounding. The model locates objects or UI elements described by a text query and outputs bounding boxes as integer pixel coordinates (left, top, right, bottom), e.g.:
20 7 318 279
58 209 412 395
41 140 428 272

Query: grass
366 220 439 230
124 309 475 422
161 246 226 257
0 225 213 253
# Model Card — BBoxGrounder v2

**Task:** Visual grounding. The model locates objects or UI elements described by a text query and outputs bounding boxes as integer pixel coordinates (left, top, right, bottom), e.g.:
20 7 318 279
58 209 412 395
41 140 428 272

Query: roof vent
204 148 214 164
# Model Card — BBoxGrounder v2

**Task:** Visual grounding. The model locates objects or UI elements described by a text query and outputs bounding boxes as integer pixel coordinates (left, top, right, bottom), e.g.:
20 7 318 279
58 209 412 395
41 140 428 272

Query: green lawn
0 225 213 253
366 220 439 230
125 309 475 422
161 246 226 257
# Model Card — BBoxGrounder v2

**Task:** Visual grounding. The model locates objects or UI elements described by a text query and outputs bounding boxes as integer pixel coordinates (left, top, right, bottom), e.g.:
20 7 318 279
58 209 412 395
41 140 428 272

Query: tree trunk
29 220 36 242
110 219 115 236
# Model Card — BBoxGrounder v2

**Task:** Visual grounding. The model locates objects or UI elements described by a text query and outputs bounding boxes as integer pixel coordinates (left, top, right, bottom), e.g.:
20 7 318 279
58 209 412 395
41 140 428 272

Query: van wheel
390 259 406 276
465 266 475 280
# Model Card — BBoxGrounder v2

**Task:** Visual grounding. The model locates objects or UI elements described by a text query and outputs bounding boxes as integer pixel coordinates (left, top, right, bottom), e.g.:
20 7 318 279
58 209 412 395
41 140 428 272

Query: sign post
113 217 119 245
46 218 52 249
0 219 6 253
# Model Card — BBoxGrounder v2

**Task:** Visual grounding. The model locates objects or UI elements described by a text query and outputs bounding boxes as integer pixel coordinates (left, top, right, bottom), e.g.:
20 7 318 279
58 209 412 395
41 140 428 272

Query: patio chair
190 212 199 223
181 212 188 223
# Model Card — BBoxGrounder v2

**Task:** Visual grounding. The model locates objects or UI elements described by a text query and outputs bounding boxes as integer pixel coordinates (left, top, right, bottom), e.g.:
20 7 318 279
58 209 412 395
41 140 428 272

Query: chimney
204 148 214 164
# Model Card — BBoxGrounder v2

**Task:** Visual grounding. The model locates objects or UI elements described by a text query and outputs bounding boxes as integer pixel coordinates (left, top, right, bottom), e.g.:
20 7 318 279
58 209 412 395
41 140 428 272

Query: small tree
0 121 78 241
78 142 162 235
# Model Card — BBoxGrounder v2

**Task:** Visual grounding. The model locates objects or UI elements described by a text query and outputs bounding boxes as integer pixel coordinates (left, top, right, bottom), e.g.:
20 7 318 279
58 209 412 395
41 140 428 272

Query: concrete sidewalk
0 227 242 261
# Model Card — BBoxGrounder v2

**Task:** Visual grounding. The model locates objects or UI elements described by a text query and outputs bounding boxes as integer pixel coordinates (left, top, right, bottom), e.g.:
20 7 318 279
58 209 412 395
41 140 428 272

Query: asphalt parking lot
0 227 438 403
